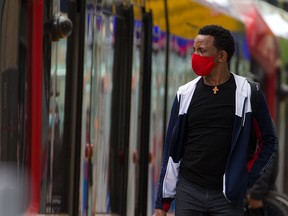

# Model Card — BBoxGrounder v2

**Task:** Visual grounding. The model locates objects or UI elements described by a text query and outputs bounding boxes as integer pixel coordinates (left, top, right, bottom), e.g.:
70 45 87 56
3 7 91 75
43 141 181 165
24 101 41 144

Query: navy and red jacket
155 73 278 212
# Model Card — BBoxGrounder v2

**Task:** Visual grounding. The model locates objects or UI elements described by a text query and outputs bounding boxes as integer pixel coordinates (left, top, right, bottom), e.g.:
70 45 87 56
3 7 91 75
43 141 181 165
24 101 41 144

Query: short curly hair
198 25 235 62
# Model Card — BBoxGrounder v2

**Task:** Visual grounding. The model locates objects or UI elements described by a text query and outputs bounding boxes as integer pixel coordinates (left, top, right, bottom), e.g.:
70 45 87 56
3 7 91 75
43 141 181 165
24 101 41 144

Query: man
153 25 278 216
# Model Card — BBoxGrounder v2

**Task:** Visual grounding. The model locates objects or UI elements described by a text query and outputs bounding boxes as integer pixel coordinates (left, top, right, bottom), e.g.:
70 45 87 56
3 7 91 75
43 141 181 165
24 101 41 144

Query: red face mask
191 54 216 76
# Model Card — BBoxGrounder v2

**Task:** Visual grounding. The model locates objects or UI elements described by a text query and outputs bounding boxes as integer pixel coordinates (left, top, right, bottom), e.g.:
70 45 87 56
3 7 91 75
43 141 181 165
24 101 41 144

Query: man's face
193 34 218 57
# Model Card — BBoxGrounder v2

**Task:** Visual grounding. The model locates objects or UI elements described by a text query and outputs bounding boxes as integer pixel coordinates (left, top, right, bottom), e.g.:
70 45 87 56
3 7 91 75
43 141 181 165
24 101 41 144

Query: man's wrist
154 209 166 216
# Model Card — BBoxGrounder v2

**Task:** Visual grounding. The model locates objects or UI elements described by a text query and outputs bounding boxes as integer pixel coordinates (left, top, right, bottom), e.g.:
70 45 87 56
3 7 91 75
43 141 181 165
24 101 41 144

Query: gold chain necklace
205 74 230 94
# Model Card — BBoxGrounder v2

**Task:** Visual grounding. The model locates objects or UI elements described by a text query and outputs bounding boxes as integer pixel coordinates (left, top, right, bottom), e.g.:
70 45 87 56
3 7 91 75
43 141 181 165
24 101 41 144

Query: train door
79 2 114 214
79 2 134 215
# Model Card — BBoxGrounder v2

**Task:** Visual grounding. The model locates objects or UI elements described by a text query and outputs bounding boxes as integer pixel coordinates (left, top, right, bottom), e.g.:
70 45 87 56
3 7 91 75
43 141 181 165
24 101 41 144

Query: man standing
153 25 278 216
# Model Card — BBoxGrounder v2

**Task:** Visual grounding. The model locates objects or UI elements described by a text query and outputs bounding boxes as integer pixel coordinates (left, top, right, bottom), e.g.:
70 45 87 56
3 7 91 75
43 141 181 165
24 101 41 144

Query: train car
0 0 287 216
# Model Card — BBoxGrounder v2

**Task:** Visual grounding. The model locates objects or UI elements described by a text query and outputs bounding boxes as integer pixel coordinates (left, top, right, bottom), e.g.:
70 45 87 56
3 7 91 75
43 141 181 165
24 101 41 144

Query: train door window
79 2 115 215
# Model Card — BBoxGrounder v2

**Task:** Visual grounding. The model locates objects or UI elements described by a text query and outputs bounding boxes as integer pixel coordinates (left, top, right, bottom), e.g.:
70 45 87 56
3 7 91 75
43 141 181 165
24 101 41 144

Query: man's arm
248 90 278 189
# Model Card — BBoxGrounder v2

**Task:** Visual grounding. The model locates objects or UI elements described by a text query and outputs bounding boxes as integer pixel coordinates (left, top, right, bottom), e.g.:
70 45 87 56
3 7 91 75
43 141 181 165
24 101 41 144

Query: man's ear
217 50 228 63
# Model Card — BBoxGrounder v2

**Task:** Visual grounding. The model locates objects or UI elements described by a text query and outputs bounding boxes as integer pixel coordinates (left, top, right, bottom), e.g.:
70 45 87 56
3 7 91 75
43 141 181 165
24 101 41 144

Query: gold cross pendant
213 86 219 94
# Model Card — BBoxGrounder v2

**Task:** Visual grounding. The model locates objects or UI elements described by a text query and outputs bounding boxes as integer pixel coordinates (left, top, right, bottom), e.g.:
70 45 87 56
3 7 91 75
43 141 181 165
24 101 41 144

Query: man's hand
246 195 264 209
153 209 167 216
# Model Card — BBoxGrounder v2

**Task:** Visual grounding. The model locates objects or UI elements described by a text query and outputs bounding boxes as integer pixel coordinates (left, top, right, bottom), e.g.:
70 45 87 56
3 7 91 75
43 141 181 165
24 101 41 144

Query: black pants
175 177 244 216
